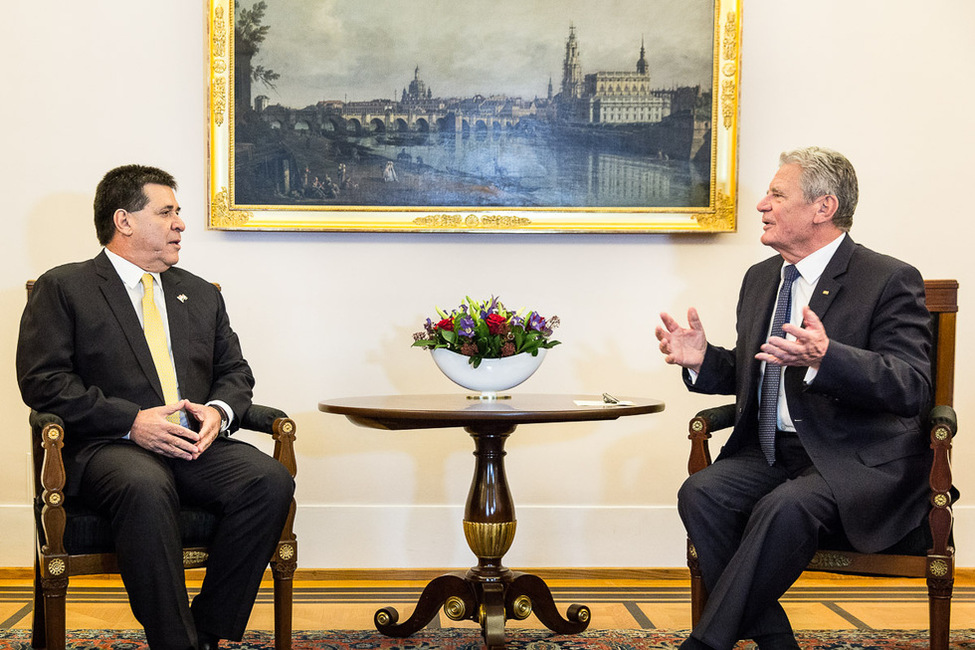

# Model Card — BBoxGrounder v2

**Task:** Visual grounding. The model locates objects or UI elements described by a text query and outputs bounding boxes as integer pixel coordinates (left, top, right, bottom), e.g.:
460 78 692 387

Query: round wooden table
318 394 665 649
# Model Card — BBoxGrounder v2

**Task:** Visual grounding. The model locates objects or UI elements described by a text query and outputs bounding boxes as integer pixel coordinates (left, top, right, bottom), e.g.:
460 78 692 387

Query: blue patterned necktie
758 264 799 465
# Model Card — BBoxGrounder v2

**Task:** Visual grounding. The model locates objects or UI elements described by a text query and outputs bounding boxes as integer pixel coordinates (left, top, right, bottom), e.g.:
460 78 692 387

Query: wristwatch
211 403 230 432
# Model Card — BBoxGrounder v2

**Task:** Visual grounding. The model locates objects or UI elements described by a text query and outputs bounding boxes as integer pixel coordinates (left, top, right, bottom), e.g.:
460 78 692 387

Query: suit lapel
785 235 856 394
94 252 166 402
740 258 783 405
807 235 855 319
749 268 779 350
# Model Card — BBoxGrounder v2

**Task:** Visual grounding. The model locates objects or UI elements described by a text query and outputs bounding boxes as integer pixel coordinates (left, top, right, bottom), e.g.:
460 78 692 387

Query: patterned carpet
1 629 974 649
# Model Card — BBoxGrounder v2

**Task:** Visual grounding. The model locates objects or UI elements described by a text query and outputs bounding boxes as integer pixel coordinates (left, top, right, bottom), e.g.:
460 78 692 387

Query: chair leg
690 572 708 628
926 555 954 650
271 539 297 650
928 594 952 650
40 578 68 650
688 539 707 628
31 557 46 650
273 573 293 650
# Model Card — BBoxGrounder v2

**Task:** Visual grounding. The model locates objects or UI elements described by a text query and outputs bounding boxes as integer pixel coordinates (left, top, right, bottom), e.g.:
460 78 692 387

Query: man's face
125 183 184 272
756 163 823 262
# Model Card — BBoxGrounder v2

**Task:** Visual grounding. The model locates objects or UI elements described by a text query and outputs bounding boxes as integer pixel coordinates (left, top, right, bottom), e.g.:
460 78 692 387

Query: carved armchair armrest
240 404 298 557
687 403 735 475
29 410 68 559
929 404 956 436
240 404 297 479
927 404 957 558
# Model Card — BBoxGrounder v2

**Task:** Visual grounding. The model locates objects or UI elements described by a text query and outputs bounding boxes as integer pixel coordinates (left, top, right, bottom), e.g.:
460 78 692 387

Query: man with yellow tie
16 165 295 650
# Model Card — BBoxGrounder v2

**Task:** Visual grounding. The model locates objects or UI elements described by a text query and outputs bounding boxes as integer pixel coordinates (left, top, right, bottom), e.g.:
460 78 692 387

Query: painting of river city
230 0 718 212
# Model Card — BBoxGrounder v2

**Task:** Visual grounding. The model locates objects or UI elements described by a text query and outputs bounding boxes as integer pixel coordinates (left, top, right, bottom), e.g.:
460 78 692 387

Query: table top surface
318 393 665 430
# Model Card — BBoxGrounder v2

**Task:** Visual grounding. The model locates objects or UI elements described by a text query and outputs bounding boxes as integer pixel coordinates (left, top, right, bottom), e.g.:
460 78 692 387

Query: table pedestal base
371 420 595 647
374 569 590 649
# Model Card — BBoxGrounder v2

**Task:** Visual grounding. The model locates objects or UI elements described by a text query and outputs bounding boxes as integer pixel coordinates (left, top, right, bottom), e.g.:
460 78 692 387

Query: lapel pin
822 290 830 295
177 294 188 303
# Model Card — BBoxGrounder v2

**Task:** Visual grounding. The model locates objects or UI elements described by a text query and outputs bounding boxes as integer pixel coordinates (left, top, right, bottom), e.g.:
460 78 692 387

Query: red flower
436 318 454 332
485 313 507 334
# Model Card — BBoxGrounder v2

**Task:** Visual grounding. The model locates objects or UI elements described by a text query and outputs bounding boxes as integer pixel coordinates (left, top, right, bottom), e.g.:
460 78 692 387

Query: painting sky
247 0 715 108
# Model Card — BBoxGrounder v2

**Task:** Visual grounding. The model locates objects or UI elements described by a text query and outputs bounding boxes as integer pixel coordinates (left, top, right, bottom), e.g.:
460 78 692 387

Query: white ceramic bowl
431 348 547 394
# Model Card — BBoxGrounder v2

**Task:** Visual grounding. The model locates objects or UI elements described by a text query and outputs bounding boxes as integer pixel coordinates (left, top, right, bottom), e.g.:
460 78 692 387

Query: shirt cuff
803 366 819 385
206 400 235 432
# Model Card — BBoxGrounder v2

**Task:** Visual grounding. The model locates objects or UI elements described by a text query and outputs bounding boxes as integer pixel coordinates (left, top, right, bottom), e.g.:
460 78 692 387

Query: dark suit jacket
17 250 255 494
687 236 933 553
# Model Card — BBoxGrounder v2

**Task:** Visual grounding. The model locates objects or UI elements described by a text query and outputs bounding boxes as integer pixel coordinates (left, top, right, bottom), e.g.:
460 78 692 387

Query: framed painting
207 0 741 233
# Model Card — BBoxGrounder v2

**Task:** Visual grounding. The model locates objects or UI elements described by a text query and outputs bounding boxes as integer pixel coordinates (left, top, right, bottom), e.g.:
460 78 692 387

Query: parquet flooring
2 570 973 632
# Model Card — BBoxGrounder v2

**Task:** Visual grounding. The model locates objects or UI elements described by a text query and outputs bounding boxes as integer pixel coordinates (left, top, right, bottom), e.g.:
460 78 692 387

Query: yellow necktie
141 273 180 424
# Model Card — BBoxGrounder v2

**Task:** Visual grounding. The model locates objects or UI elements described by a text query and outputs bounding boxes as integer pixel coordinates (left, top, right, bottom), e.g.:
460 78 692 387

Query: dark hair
93 165 177 246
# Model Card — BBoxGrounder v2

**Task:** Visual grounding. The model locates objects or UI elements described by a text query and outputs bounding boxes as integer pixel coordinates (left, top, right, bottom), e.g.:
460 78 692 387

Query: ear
113 208 134 237
813 195 839 224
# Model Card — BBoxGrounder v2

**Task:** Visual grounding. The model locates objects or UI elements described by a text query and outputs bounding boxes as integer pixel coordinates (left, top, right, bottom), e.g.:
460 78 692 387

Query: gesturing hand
655 308 708 374
129 401 202 460
756 305 830 369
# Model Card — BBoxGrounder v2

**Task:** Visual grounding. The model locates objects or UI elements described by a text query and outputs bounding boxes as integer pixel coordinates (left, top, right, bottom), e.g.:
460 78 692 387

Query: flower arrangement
413 296 560 368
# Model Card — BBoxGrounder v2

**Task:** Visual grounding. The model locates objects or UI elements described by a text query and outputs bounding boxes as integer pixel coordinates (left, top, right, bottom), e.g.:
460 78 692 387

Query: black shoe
753 633 800 650
197 631 220 650
679 636 717 650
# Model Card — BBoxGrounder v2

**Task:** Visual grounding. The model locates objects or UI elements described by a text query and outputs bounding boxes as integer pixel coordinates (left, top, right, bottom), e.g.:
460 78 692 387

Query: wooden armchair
30 407 298 650
25 281 298 650
685 279 958 650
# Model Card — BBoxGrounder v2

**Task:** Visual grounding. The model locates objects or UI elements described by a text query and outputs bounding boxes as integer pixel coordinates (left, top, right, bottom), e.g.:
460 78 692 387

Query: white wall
2 0 973 569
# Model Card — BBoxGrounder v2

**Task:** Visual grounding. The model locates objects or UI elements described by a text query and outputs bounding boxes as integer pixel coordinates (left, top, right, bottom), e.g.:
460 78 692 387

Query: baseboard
285 567 695 581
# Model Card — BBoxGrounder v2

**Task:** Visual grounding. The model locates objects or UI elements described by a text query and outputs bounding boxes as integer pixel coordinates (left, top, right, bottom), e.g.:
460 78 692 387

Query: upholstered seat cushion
35 498 217 555
820 517 954 557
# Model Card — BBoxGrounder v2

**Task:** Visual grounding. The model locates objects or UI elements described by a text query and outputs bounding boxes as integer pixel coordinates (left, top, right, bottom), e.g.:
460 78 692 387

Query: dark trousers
80 437 295 650
677 434 842 650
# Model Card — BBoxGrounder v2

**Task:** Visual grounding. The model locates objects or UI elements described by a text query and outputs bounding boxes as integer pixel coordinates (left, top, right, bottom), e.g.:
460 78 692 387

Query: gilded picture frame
207 0 741 233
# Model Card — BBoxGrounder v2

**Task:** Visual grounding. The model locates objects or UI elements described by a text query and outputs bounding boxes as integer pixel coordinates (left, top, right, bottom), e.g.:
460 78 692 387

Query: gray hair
779 147 858 231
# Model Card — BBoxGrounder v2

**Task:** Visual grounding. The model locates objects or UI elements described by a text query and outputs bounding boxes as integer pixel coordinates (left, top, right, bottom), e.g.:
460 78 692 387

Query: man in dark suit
17 165 295 650
655 147 932 650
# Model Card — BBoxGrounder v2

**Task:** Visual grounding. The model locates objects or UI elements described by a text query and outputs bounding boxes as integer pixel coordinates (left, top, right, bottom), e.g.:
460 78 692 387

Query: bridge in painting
258 101 531 137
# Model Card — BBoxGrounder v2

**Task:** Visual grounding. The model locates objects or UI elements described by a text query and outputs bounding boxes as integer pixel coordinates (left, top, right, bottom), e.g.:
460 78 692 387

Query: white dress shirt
104 248 233 432
762 233 846 431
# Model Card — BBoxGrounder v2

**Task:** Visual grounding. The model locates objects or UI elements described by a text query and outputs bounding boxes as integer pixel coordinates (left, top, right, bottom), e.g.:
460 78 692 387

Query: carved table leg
463 423 518 646
463 423 591 645
506 571 590 634
374 422 591 647
374 572 473 637
480 581 506 649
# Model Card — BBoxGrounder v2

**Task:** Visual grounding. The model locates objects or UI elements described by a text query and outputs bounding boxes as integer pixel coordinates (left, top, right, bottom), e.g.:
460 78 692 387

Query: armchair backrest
924 279 958 408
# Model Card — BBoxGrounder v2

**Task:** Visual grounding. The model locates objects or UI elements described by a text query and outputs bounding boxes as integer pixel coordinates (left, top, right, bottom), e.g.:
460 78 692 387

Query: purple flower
480 296 504 320
457 315 476 338
526 312 546 331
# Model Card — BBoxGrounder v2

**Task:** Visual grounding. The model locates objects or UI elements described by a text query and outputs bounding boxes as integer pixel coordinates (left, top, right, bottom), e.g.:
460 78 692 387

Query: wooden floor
2 569 973 632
